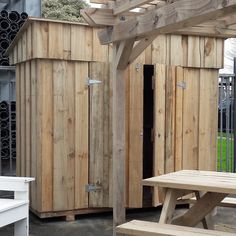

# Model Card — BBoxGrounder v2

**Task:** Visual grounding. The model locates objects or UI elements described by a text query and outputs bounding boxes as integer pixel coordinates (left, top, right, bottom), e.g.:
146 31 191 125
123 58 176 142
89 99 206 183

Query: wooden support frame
82 1 236 235
98 0 236 44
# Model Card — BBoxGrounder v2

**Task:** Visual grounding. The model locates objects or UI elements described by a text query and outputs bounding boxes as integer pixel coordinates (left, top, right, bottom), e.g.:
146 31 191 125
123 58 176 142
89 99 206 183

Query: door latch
177 82 186 89
86 78 102 86
85 183 102 192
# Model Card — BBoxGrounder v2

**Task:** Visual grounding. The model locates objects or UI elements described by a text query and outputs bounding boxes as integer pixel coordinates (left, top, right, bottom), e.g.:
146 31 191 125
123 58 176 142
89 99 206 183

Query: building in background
220 38 236 74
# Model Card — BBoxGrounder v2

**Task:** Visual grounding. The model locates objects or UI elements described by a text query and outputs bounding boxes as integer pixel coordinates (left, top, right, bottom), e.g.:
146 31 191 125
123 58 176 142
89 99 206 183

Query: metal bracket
86 78 102 86
85 183 102 193
177 82 186 89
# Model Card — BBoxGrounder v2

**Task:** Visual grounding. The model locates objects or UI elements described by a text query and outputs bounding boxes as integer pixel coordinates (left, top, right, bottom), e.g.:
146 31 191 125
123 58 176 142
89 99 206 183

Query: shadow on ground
1 206 236 236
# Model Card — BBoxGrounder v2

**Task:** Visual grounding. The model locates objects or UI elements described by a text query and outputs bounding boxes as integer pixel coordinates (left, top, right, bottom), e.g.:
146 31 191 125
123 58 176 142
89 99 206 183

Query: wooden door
89 62 111 208
153 64 219 206
127 62 144 208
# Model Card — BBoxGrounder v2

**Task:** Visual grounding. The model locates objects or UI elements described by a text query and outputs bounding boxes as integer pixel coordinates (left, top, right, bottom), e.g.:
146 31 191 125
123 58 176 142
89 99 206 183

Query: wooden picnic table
142 170 236 229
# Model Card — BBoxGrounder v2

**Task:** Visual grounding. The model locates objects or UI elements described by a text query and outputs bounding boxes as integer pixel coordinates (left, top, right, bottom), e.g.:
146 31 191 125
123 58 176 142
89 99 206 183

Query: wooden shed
7 17 224 219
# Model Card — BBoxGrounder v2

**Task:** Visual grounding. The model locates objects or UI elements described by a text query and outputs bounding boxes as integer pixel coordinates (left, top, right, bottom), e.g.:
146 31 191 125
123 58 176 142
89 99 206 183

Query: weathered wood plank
92 28 109 62
63 24 71 60
112 43 126 234
116 220 236 236
53 61 67 211
74 62 89 209
40 60 53 212
25 62 31 177
30 60 37 210
64 62 76 210
199 69 218 171
128 58 144 208
71 25 92 61
20 63 25 176
89 62 110 207
99 0 236 44
187 36 201 67
153 64 166 206
175 67 184 171
182 69 199 170
32 22 49 58
165 66 176 173
48 22 64 59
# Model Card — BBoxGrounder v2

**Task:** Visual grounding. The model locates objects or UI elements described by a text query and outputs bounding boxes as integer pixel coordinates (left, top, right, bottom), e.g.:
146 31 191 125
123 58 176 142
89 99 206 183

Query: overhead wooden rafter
82 1 236 236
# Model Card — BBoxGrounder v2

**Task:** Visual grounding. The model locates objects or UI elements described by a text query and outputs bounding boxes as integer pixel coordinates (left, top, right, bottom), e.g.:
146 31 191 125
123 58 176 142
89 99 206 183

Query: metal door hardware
177 82 186 89
86 78 102 86
85 183 102 192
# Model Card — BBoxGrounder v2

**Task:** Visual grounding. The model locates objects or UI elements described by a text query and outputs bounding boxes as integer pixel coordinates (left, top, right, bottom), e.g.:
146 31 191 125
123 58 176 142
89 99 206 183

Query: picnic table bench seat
116 220 236 236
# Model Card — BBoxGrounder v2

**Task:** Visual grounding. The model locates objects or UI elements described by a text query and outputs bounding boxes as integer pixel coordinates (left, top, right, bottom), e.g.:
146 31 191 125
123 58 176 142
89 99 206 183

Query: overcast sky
86 0 97 7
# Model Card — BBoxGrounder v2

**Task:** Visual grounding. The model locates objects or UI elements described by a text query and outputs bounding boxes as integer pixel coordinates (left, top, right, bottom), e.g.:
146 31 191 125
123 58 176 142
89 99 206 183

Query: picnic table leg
159 189 179 224
172 192 227 227
14 218 28 236
195 191 208 229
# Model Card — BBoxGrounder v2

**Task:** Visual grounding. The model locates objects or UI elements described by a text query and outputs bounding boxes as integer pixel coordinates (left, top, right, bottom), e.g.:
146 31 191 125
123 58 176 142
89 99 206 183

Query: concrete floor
1 206 236 236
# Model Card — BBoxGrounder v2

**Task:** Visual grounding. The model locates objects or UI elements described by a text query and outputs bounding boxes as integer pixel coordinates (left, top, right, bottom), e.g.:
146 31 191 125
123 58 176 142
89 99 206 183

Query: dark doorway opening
143 65 154 206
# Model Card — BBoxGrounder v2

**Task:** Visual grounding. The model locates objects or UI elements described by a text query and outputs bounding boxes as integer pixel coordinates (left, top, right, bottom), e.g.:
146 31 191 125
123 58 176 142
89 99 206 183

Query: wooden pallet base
30 207 112 221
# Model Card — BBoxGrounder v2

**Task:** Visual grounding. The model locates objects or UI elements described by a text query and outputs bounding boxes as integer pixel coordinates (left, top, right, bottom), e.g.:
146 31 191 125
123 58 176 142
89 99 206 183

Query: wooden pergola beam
82 7 236 38
113 0 156 15
81 8 142 27
98 0 236 44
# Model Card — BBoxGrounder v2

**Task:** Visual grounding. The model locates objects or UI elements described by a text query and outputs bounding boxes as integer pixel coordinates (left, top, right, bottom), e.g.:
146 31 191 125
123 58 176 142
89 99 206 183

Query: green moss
42 0 89 22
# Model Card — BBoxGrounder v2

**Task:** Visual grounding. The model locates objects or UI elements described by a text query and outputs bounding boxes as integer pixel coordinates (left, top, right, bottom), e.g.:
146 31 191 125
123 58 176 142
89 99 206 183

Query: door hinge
86 78 102 86
85 183 102 193
177 82 186 89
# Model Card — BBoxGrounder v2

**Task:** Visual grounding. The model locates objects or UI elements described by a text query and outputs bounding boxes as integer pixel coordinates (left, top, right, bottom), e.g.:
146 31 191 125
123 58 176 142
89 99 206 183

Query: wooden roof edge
6 17 91 55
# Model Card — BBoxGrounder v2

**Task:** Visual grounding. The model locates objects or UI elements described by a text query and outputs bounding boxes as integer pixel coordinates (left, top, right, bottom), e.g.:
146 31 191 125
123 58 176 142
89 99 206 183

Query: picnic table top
142 170 236 195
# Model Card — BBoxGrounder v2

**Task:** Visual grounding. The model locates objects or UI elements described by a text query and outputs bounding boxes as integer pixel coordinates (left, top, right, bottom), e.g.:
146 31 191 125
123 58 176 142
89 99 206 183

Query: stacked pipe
11 101 16 159
0 10 28 66
0 101 10 160
0 100 16 160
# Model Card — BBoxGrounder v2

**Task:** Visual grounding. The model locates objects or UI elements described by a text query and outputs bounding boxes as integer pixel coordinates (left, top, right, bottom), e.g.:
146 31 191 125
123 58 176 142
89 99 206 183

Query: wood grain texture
8 19 224 70
74 62 89 209
20 63 25 177
25 62 31 177
153 64 166 206
182 69 199 170
40 60 53 212
198 69 218 171
143 170 236 195
30 60 37 210
175 67 184 171
128 58 144 208
165 66 176 174
116 220 236 236
53 61 68 211
89 62 110 208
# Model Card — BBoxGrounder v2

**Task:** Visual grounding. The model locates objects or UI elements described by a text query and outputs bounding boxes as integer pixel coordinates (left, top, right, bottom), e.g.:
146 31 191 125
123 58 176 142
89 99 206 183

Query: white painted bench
116 220 236 236
0 176 34 236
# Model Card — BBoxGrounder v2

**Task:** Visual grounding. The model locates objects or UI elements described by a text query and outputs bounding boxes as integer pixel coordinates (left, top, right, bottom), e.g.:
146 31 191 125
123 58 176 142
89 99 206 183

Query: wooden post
112 43 126 235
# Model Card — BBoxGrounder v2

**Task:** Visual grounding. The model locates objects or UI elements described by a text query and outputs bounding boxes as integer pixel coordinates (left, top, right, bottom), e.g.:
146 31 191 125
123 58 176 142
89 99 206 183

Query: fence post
233 58 236 172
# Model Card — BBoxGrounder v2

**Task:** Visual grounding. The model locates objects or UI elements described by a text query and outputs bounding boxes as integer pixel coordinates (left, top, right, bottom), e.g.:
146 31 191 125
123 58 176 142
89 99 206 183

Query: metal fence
218 74 235 172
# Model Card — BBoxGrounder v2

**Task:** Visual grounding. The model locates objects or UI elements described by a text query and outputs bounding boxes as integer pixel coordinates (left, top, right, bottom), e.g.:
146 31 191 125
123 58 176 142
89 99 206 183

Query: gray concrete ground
0 206 236 236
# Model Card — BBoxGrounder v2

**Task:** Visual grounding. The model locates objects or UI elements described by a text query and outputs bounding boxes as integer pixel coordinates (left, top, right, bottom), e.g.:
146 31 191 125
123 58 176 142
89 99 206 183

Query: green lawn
217 135 234 172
